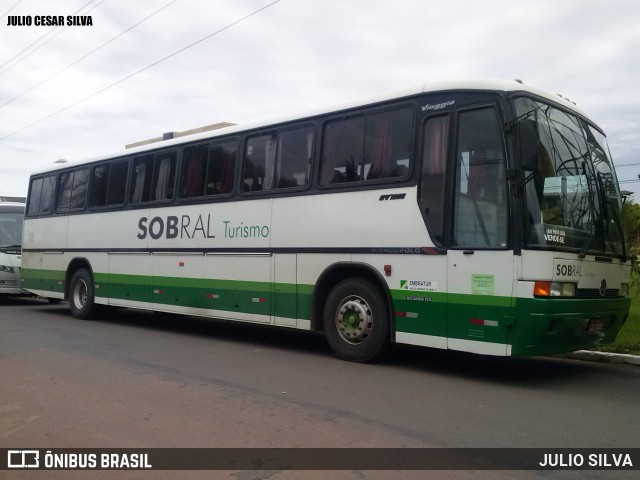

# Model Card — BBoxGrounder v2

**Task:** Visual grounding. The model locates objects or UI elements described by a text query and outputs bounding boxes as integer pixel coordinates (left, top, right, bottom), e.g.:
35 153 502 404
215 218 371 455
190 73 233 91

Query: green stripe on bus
22 268 630 355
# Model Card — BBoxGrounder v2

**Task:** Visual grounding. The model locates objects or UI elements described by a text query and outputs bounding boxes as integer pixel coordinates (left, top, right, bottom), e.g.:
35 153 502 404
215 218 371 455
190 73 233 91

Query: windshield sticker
401 280 438 292
544 228 566 244
472 274 494 296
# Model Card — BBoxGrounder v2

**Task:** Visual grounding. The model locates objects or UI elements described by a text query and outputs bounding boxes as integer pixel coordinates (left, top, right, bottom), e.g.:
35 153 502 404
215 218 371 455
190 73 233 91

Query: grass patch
596 292 640 355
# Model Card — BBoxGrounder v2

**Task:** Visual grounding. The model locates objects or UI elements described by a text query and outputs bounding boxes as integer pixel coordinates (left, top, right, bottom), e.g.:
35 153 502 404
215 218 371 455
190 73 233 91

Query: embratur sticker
400 280 438 292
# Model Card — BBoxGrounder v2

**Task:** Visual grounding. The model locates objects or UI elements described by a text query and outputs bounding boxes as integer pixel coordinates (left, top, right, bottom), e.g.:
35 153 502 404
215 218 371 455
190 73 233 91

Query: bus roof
29 78 592 176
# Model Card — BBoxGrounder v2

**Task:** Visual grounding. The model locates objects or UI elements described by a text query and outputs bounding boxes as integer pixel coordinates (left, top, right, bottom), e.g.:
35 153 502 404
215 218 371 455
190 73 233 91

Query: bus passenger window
56 171 73 212
106 161 128 205
27 174 56 215
320 117 365 185
243 134 276 192
320 107 413 186
153 153 176 200
71 169 88 210
364 108 413 181
27 178 44 215
182 146 208 198
276 126 313 188
131 153 176 203
90 160 129 208
58 168 89 212
207 141 237 195
452 108 507 248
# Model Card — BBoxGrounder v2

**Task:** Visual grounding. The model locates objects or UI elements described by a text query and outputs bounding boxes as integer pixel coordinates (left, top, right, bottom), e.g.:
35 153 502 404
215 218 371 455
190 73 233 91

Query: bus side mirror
517 118 539 172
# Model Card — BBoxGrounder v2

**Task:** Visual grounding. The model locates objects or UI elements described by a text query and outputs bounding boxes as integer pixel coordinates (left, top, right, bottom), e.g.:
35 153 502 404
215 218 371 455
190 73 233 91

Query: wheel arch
65 257 94 299
311 262 395 341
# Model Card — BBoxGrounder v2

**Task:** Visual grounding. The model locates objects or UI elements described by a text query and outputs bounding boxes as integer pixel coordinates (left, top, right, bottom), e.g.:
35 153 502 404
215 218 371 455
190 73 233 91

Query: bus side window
90 160 128 208
57 169 89 212
106 161 128 205
243 134 276 192
131 155 154 203
276 126 314 188
153 153 176 201
320 117 365 185
27 178 44 215
56 171 73 212
452 107 507 248
28 174 56 215
207 140 237 195
181 145 208 198
131 152 176 203
420 115 449 246
364 108 413 181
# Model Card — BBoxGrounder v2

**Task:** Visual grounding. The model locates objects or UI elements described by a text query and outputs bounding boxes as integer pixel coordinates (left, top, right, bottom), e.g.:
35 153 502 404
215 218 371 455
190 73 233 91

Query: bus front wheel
323 278 389 363
69 268 98 320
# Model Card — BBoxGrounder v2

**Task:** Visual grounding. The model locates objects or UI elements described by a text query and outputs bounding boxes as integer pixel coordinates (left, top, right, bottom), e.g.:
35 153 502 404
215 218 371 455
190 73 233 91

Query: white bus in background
21 79 631 362
0 202 25 296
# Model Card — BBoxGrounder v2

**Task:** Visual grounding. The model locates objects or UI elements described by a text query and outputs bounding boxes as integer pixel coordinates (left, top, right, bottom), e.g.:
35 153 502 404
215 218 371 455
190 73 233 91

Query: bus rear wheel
69 268 98 320
323 278 389 363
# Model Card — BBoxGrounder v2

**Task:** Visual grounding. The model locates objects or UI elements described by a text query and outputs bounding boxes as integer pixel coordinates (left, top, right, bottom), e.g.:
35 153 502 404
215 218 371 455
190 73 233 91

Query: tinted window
208 141 237 195
181 140 237 198
275 126 313 188
320 117 364 184
27 174 56 215
131 152 176 203
27 178 43 215
243 134 276 192
90 160 129 208
320 107 413 185
40 175 55 214
57 168 89 212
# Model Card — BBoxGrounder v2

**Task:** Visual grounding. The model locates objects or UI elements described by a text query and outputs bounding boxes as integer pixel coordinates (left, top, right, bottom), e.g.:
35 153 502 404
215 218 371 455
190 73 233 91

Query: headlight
534 281 576 297
0 265 15 273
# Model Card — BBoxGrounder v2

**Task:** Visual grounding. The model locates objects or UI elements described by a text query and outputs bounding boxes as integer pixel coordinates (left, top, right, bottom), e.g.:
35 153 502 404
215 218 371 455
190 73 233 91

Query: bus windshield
514 98 625 258
0 211 24 249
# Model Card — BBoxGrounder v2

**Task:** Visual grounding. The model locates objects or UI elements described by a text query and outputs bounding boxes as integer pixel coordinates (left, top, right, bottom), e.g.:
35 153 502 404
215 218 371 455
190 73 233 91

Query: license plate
587 318 604 332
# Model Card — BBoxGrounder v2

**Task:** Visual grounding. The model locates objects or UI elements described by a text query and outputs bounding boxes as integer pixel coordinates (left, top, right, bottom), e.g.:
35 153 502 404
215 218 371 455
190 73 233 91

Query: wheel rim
335 295 373 345
72 279 88 310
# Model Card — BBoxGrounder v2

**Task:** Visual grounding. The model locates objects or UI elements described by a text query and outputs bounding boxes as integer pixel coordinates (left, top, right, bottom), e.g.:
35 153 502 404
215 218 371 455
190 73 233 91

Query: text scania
137 215 214 240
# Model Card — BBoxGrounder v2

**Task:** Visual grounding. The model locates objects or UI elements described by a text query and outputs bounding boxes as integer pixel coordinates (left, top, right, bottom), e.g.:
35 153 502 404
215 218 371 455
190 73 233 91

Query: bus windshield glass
0 211 24 249
514 97 625 257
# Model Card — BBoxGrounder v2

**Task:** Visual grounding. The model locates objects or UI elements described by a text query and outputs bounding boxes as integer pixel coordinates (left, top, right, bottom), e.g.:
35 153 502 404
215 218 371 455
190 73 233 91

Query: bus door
446 106 513 355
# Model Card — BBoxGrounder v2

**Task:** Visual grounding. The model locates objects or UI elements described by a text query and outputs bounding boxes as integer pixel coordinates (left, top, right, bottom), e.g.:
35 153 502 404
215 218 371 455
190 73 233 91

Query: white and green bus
22 79 631 362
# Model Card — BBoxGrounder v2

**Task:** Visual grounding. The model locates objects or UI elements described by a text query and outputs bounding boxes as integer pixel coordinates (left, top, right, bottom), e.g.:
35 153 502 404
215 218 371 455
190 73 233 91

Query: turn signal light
534 281 576 298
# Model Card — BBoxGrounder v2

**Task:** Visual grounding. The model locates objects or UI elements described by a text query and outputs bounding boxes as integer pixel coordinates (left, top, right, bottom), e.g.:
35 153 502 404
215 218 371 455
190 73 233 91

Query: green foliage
621 200 640 296
590 200 640 354
597 290 640 355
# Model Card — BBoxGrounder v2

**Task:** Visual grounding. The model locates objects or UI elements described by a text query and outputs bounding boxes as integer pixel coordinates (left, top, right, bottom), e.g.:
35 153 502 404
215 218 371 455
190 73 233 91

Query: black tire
323 277 389 362
69 268 99 320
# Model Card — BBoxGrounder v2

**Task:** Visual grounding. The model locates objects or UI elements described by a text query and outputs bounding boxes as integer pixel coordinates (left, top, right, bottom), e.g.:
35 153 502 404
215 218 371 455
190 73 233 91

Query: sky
1 0 639 199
